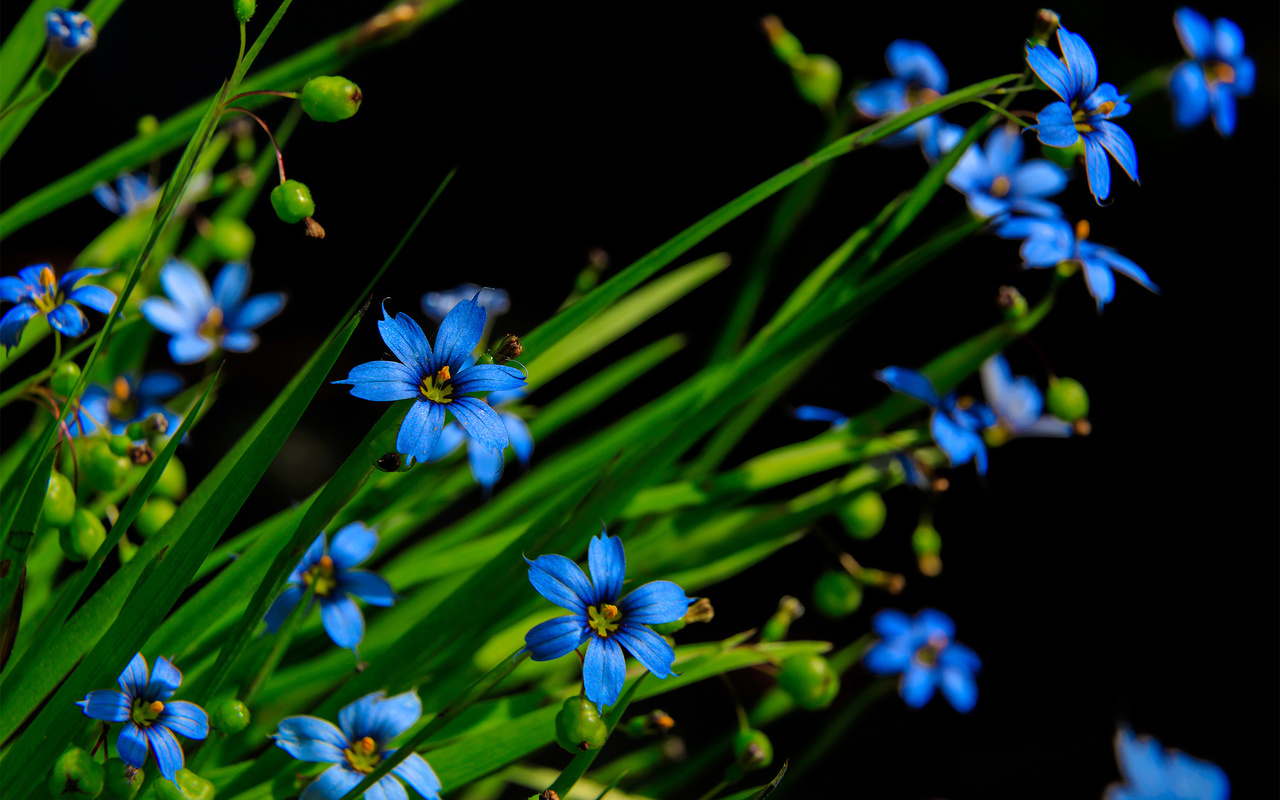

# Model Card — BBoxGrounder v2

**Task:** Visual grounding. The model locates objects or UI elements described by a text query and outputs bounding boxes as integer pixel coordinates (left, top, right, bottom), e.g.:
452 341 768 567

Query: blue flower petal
875 366 939 407
0 276 32 303
792 405 848 425
141 299 193 336
1056 26 1098 97
1213 17 1245 60
290 533 327 582
900 662 938 708
1020 417 1074 437
17 265 44 286
587 529 626 605
466 438 504 491
48 303 88 337
366 690 422 743
502 413 534 467
0 303 38 350
118 652 150 697
93 183 123 214
619 580 691 625
137 372 183 400
319 595 365 650
964 191 1009 220
396 400 447 466
1084 83 1131 119
329 522 378 570
1008 197 1064 218
340 570 396 607
930 410 979 468
614 623 676 679
421 284 508 322
940 641 982 672
377 306 434 378
339 692 383 743
863 640 912 674
373 775 408 800
231 293 286 331
1165 750 1229 799
1024 43 1073 102
1174 8 1213 60
159 260 213 320
391 752 442 800
938 665 977 712
582 635 626 713
448 396 509 454
68 284 116 315
212 263 252 310
913 609 956 640
264 587 306 632
1093 121 1138 184
333 361 421 402
1031 102 1079 148
872 609 911 638
449 364 526 394
1081 254 1117 311
145 657 183 702
525 554 593 613
426 422 467 462
145 725 185 781
852 78 907 118
1233 56 1255 96
885 40 947 93
983 124 1023 176
169 335 214 364
1082 133 1113 203
1010 160 1068 197
1018 219 1075 267
301 764 362 800
116 723 150 771
57 267 107 293
1210 87 1237 137
1092 246 1158 294
431 297 486 373
1114 728 1167 794
77 689 131 722
523 614 590 661
157 701 208 739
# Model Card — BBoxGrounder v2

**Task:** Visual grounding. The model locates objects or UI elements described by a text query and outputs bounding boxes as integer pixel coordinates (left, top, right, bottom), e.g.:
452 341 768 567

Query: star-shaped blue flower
93 172 156 216
334 296 526 466
863 608 980 712
1 264 116 351
1106 727 1228 800
273 690 441 800
980 355 1072 439
264 523 396 653
428 388 533 494
1169 9 1254 137
421 283 510 323
523 528 694 712
75 371 183 438
996 216 1158 311
875 367 996 475
1025 24 1138 204
141 260 285 364
852 40 950 155
75 653 209 781
946 124 1068 220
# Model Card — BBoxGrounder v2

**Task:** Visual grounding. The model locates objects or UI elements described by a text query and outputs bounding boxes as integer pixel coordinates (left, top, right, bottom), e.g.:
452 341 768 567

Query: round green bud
1046 377 1089 421
776 654 840 711
837 491 886 540
554 696 608 754
137 115 159 137
793 54 841 107
61 508 106 562
102 759 143 800
48 747 104 798
50 362 82 397
210 698 251 734
153 770 214 800
84 440 132 493
301 76 363 123
270 180 315 224
43 471 77 529
732 729 773 773
109 435 133 457
812 571 862 618
209 219 255 261
154 458 186 500
135 498 177 539
232 0 256 24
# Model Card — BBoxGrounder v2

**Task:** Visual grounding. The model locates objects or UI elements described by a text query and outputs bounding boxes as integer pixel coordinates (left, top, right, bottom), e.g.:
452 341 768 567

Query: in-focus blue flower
333 296 526 466
93 173 156 216
427 388 532 493
875 367 996 475
1106 727 1228 800
946 124 1068 220
863 608 980 712
852 40 950 155
273 690 441 800
996 216 1158 311
76 653 209 781
421 283 510 323
75 372 183 438
141 260 285 364
1025 25 1138 204
980 355 1072 439
1 263 116 351
1169 9 1254 137
523 527 694 712
45 9 95 55
264 523 396 653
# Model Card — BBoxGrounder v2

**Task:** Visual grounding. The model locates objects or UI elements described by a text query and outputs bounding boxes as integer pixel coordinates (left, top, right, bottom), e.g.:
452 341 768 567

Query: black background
2 0 1277 797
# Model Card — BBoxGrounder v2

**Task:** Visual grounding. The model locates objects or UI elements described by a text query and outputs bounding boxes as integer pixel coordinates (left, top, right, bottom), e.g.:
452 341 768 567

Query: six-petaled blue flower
264 523 396 653
875 366 996 475
523 527 694 712
333 296 526 466
863 608 980 712
141 260 285 364
93 172 156 216
75 371 183 439
980 355 1072 440
75 653 209 781
946 124 1068 220
428 387 532 494
1169 9 1254 137
1026 24 1138 204
273 690 441 800
1105 727 1228 800
853 40 950 156
421 283 510 323
45 9 95 55
1 263 116 352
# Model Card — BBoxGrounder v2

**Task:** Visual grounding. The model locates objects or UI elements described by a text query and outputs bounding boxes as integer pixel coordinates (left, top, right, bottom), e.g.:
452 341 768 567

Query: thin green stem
222 106 287 183
972 97 1030 127
227 89 299 104
237 22 247 74
694 779 730 800
50 332 61 371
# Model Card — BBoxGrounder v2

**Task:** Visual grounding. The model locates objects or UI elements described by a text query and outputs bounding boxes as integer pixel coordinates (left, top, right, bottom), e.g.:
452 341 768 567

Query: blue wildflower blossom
421 283 510 323
141 260 285 364
334 296 526 466
1106 727 1228 800
93 173 156 216
75 372 183 438
996 217 1158 311
273 690 441 800
979 355 1072 439
428 388 532 493
1169 9 1254 137
523 527 694 712
852 40 950 155
875 367 996 475
1025 24 1138 204
45 9 95 55
0 263 116 352
76 653 209 781
264 523 396 653
863 608 980 712
946 124 1068 220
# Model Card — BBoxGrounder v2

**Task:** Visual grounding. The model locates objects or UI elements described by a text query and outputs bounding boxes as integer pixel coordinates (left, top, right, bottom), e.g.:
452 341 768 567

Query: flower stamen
990 175 1011 198
1075 219 1090 241
419 366 455 404
343 736 382 773
587 604 622 637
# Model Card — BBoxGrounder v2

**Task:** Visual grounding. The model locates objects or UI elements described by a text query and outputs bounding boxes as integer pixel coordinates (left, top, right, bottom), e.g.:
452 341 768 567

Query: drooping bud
1046 376 1089 421
42 470 77 529
997 285 1028 320
270 180 315 224
233 0 256 24
554 696 608 754
761 15 804 64
759 596 804 643
732 729 774 773
61 509 106 562
301 76 364 122
812 570 863 618
836 491 886 539
128 443 155 466
45 10 96 71
50 362 81 397
1030 9 1061 45
48 747 104 798
101 759 142 800
776 653 840 710
125 413 168 441
912 522 943 577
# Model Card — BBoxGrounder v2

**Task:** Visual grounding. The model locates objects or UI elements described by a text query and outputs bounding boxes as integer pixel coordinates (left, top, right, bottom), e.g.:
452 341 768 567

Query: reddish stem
226 106 286 183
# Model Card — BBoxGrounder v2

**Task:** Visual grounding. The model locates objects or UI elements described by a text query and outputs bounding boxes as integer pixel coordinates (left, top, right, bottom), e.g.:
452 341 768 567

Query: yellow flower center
587 604 622 637
990 175 1011 198
419 365 454 404
343 737 381 773
107 376 136 419
198 306 225 342
130 697 164 726
302 554 338 597
1206 60 1235 86
33 266 60 312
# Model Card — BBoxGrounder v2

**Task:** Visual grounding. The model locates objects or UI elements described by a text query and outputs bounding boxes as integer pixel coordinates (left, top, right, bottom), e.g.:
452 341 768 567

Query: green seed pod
42 471 77 529
270 180 315 224
153 770 214 800
51 361 82 397
210 698 251 734
301 76 363 123
1046 377 1089 421
812 571 862 618
732 729 773 773
554 696 608 754
84 440 132 493
48 747 104 798
793 54 841 107
61 508 106 562
912 522 943 577
837 491 886 540
154 458 187 500
135 499 177 539
209 219 256 261
102 759 143 800
776 654 840 710
232 0 256 24
109 435 133 457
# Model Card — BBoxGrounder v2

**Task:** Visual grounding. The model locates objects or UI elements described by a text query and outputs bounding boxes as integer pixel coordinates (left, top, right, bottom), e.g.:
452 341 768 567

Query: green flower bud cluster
761 15 842 108
554 696 608 754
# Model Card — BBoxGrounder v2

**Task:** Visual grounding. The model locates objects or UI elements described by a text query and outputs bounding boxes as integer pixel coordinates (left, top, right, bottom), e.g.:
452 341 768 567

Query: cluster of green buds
47 745 150 800
761 15 842 110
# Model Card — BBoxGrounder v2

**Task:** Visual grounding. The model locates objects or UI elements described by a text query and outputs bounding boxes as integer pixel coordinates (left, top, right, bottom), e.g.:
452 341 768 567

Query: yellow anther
990 175 1012 198
1210 62 1236 84
436 365 451 383
113 376 131 402
359 737 376 754
1075 219 1091 241
601 604 619 621
1094 100 1116 117
39 266 57 291
319 555 334 570
654 714 674 731
149 701 165 714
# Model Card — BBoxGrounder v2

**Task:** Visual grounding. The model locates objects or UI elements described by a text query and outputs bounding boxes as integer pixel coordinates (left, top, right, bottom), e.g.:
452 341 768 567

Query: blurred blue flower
75 372 183 439
852 40 950 156
141 260 285 364
875 366 996 475
946 124 1068 219
76 653 208 781
427 388 532 494
1106 727 1228 800
1025 25 1137 204
523 527 693 712
863 608 980 712
1 263 116 351
980 355 1072 438
273 690 441 800
93 173 156 216
1169 9 1254 137
45 9 95 54
996 217 1158 311
333 296 526 466
791 405 849 428
421 283 509 323
264 523 396 653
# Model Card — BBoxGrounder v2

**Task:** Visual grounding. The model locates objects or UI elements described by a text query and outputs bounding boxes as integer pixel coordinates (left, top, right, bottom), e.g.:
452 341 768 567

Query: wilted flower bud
624 709 675 738
759 595 804 642
491 334 523 365
128 443 155 466
45 9 95 71
301 76 363 122
761 15 803 64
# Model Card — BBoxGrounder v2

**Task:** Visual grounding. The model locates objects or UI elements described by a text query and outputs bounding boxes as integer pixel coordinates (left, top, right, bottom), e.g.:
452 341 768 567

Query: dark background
2 0 1276 797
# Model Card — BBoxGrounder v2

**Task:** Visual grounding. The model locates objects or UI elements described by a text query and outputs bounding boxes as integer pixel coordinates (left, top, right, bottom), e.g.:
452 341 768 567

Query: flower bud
759 595 804 643
210 698 251 734
491 334 523 365
776 654 839 710
61 508 106 562
45 10 96 71
912 522 943 577
836 491 886 539
793 55 842 108
732 729 773 773
153 770 214 800
233 0 256 23
270 180 315 224
125 413 168 441
761 15 804 64
128 443 155 466
554 696 608 754
48 747 104 798
624 709 675 738
301 76 363 123
107 435 131 457
50 362 81 397
101 759 143 800
43 471 77 529
137 115 159 137
135 498 177 539
996 286 1028 320
1030 8 1061 45
153 457 187 500
812 571 862 618
84 440 132 493
208 219 256 261
1046 377 1089 421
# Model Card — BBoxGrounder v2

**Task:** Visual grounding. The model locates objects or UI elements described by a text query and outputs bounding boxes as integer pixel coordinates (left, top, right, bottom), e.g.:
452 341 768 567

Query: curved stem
971 97 1031 127
222 106 286 183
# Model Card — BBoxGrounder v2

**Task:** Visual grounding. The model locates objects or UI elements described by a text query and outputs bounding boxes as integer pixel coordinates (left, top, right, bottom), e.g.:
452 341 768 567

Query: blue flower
875 367 996 475
1169 9 1254 137
946 124 1068 220
863 609 980 712
93 173 156 216
427 388 532 493
523 527 694 712
791 405 849 428
141 260 285 364
272 690 441 800
979 355 1072 439
852 40 950 155
1 264 116 351
75 653 209 781
421 284 509 323
75 372 183 438
995 217 1158 311
264 523 396 653
1025 25 1138 204
1106 727 1228 800
333 297 526 466
45 9 95 54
